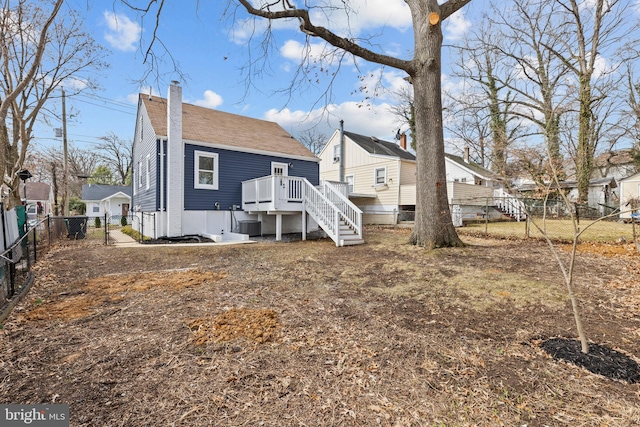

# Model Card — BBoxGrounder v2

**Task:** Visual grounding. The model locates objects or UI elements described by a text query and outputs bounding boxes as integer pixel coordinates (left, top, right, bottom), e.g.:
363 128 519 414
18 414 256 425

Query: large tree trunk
410 2 464 249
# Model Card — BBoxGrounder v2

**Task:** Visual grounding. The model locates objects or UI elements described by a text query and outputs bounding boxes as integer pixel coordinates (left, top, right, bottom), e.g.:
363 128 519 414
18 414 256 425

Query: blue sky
31 0 476 153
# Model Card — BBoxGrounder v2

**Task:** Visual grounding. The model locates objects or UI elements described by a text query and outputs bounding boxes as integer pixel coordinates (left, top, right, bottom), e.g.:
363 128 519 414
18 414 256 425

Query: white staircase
494 188 527 221
303 180 364 246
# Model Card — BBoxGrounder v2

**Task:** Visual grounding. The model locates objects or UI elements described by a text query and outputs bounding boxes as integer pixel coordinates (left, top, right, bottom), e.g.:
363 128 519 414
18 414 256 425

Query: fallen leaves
22 269 225 322
189 307 280 345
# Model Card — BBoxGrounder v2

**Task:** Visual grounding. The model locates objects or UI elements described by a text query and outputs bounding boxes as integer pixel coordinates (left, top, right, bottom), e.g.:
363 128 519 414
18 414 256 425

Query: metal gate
105 213 138 245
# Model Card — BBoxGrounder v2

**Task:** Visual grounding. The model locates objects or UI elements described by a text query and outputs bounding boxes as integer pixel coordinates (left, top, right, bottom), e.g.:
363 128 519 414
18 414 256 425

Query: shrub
120 215 128 226
94 216 101 228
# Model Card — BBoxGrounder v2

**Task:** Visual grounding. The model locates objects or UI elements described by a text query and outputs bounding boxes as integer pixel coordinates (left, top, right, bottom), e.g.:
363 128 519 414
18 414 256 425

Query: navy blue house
131 82 321 242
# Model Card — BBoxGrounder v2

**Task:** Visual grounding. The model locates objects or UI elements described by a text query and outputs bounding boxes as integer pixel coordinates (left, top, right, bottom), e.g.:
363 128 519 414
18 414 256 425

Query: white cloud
194 90 224 108
280 40 345 67
443 9 471 41
263 101 402 145
307 0 411 36
234 0 410 42
103 11 141 52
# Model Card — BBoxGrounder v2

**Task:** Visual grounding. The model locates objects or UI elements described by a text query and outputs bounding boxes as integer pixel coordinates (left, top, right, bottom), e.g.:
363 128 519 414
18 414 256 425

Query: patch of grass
120 225 150 241
449 270 566 310
462 218 634 243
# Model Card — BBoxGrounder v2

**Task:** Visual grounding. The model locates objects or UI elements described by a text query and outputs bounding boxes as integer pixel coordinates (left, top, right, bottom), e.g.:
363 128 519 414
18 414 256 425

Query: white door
272 162 289 206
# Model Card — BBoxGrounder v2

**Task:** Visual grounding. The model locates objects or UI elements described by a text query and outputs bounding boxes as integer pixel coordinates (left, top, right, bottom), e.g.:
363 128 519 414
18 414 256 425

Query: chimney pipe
400 133 407 150
463 146 470 163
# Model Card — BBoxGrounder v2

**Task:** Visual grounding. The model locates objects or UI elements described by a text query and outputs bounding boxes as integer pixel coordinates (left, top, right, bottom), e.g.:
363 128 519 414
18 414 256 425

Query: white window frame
138 161 143 188
194 150 219 190
374 167 386 186
271 162 289 176
333 145 340 163
145 154 151 190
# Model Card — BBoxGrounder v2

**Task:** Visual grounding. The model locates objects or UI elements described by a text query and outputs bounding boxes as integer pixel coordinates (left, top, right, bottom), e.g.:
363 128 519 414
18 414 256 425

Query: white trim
194 150 219 190
145 154 151 190
138 161 143 188
345 174 354 193
182 138 320 163
271 161 289 176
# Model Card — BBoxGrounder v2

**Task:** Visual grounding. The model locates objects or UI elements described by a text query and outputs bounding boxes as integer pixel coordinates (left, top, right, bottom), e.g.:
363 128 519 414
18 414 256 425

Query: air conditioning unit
333 156 340 163
239 220 261 236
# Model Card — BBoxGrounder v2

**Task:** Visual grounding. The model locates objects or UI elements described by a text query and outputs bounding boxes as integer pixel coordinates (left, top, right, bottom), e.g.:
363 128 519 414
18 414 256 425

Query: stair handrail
493 188 526 221
301 179 341 244
322 181 363 239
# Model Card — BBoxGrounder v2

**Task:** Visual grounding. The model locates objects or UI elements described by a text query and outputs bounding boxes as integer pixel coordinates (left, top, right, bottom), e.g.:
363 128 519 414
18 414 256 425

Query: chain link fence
458 196 637 245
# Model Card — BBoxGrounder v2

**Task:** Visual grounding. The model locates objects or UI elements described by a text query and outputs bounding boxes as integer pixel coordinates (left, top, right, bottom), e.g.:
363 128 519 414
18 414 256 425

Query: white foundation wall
258 213 319 235
182 210 243 236
135 210 320 239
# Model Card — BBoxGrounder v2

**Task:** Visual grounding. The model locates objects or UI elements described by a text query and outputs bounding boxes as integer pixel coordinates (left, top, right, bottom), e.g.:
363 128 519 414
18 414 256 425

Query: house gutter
339 120 345 182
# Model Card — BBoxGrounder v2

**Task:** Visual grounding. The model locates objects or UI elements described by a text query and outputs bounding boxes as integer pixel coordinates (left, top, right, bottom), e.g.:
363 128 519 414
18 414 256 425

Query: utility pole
62 88 69 216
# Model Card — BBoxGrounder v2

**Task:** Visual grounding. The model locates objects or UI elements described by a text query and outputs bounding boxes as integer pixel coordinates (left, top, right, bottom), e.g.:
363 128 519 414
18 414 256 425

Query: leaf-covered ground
1 227 639 426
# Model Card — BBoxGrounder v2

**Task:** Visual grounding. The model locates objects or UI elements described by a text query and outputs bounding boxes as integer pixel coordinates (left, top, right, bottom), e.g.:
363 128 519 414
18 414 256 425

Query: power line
73 98 136 115
76 93 136 109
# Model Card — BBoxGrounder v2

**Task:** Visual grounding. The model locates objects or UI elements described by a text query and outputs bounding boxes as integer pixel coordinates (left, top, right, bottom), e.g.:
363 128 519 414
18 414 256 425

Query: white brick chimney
166 81 183 237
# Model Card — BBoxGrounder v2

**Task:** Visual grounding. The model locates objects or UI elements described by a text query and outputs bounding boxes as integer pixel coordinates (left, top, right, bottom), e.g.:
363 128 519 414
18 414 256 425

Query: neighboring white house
21 182 54 216
619 171 640 220
318 127 520 224
81 184 132 221
591 149 638 183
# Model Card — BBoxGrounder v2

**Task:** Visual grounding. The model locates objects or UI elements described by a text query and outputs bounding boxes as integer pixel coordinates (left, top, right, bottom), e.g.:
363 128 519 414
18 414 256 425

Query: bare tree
297 128 327 156
553 0 635 201
0 0 107 208
126 0 472 248
389 85 417 151
28 144 99 214
95 133 133 185
241 0 476 249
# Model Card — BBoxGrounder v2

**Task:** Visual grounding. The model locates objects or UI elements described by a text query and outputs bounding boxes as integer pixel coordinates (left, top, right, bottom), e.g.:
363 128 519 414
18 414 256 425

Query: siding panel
132 102 160 211
184 143 319 211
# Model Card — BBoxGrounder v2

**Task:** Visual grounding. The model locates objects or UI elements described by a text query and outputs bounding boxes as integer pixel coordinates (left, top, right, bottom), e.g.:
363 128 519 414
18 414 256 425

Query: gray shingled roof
344 131 416 160
444 153 503 182
82 184 132 201
345 130 502 182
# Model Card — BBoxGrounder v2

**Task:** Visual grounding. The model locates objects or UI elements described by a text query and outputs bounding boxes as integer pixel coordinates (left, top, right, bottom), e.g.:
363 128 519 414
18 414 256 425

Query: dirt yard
1 227 639 426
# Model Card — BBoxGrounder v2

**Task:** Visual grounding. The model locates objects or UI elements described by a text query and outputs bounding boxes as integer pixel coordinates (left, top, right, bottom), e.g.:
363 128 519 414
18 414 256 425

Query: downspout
159 138 165 212
339 120 345 182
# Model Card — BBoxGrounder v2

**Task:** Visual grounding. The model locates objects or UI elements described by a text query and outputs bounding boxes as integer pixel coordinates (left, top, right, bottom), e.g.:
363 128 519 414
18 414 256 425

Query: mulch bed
541 338 640 384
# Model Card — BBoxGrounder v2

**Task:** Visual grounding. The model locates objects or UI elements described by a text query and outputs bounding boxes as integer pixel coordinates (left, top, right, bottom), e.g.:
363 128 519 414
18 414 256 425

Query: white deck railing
242 175 363 246
242 175 304 210
321 181 362 239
